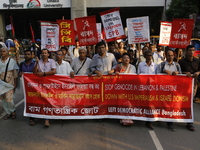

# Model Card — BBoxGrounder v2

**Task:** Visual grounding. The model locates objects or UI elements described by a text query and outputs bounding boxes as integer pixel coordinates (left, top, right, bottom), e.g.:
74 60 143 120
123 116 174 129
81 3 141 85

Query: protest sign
159 21 172 46
75 16 98 46
41 21 59 51
57 19 75 45
96 23 102 42
127 16 150 44
169 19 194 48
23 74 193 122
100 8 126 42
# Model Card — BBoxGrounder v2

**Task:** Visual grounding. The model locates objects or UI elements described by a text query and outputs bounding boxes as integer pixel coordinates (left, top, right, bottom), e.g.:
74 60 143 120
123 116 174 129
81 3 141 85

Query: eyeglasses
56 54 63 56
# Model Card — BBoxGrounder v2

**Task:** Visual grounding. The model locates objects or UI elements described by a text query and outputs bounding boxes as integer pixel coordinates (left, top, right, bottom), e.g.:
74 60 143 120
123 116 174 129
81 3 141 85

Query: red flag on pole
10 16 15 38
30 23 35 43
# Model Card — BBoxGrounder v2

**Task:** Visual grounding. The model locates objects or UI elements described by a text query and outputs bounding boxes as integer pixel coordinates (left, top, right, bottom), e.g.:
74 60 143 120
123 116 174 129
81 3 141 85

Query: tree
166 0 198 21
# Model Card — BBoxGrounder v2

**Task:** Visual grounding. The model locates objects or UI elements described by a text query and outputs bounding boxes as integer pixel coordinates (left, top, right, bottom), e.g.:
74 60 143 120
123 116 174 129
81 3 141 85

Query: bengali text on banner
23 73 193 122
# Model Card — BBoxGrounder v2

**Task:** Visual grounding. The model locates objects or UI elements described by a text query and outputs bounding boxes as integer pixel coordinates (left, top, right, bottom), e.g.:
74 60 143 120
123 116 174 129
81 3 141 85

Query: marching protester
179 45 200 131
56 50 74 77
127 49 137 66
19 50 36 126
73 40 80 58
153 45 165 64
157 50 182 131
137 50 158 129
138 46 149 64
115 41 127 62
90 41 118 77
0 46 19 120
107 41 120 61
61 46 73 64
33 48 56 127
174 48 184 62
112 53 136 125
86 45 94 59
71 47 92 76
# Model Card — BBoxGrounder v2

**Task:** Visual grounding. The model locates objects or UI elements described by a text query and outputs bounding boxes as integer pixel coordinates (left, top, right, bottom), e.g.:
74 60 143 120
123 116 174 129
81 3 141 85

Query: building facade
0 0 171 39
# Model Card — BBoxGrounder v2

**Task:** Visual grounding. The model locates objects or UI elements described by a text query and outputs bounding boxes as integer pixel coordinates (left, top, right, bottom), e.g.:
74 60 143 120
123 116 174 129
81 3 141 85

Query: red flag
169 19 194 48
30 23 35 43
10 16 15 38
75 16 98 46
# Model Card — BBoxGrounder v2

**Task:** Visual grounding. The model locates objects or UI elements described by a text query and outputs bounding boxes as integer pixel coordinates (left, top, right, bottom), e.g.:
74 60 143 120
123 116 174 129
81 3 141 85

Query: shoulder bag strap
75 58 87 75
3 57 11 82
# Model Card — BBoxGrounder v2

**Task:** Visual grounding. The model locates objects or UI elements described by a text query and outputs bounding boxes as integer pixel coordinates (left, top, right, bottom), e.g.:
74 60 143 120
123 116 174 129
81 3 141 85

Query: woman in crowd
109 53 136 125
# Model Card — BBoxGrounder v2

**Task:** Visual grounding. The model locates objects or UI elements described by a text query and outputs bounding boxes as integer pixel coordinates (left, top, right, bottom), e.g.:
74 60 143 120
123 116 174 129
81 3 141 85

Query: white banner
159 21 172 46
41 21 59 51
127 16 150 44
0 80 14 95
100 8 125 42
96 23 102 42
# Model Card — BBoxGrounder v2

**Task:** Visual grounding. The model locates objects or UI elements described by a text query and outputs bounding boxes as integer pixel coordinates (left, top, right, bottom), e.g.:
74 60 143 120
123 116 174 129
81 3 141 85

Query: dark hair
96 41 106 48
60 47 67 51
56 50 63 53
122 52 130 58
108 41 115 47
144 50 152 56
166 49 174 55
41 48 49 53
127 49 134 53
75 39 79 42
186 45 194 51
24 49 32 54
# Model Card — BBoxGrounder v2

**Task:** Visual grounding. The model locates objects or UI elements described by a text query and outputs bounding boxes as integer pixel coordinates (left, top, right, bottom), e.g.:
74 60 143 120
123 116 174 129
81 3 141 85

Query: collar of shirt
40 58 50 63
185 57 198 62
97 52 108 58
23 59 35 65
165 61 175 66
56 60 64 65
144 61 153 66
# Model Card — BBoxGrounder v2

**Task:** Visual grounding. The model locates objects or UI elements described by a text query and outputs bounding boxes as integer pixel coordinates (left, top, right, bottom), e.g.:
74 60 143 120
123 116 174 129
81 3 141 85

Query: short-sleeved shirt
90 52 118 74
137 61 157 74
37 58 56 72
56 60 73 75
179 57 200 74
157 61 182 74
71 57 92 75
19 60 35 73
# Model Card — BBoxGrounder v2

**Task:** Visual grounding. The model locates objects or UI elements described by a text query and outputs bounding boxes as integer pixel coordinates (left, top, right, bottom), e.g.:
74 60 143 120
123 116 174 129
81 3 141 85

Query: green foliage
166 0 198 21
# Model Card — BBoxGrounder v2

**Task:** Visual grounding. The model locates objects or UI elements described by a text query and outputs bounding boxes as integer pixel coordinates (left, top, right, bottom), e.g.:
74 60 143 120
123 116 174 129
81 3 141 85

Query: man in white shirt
56 50 74 77
157 50 182 132
71 47 92 76
137 50 158 129
138 50 158 74
153 45 165 64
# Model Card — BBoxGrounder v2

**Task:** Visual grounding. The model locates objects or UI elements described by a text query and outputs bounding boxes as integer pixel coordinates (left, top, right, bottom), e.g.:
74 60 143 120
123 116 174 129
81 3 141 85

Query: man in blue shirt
19 50 36 126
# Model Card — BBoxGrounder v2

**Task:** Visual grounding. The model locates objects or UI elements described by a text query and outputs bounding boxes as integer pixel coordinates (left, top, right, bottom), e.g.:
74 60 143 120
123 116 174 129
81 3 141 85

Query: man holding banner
90 41 118 77
33 48 56 127
157 50 182 131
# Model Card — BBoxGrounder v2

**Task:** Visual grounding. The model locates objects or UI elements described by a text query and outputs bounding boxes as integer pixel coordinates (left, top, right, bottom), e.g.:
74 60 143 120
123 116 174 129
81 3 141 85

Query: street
0 78 200 150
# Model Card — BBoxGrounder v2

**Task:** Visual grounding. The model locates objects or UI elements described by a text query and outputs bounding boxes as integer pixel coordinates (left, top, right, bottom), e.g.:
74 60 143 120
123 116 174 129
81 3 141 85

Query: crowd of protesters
0 37 199 132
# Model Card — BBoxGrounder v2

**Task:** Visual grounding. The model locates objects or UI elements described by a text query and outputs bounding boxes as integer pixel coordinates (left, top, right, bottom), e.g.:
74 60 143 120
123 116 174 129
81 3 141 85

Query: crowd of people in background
0 37 199 132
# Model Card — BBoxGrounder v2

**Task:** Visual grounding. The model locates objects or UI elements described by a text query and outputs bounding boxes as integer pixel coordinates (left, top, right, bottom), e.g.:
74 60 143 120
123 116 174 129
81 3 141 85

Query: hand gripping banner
23 73 193 122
